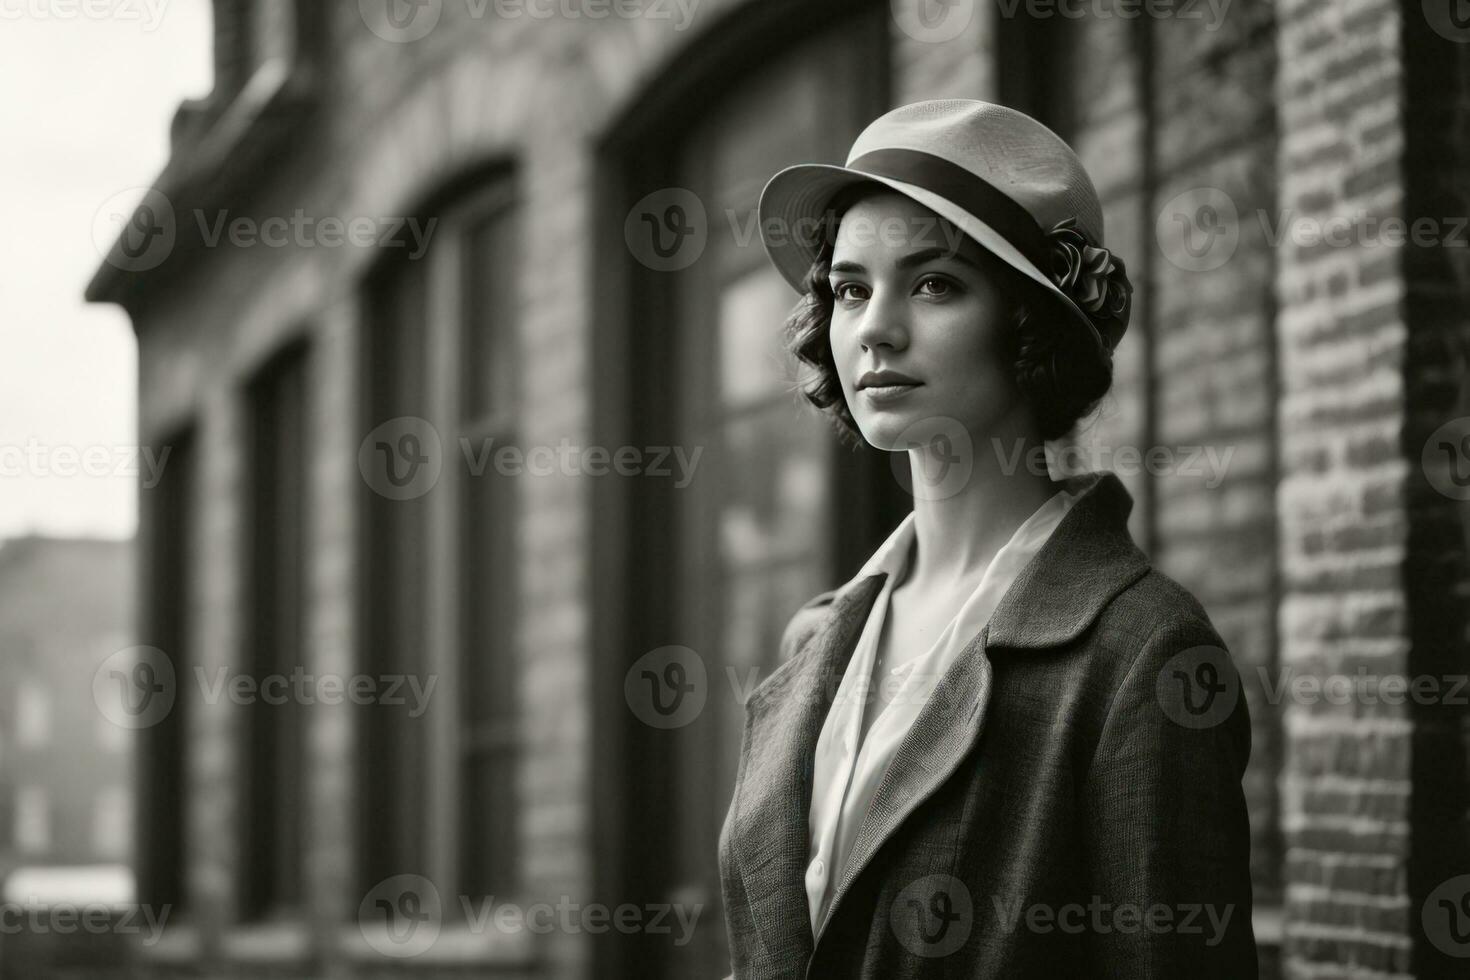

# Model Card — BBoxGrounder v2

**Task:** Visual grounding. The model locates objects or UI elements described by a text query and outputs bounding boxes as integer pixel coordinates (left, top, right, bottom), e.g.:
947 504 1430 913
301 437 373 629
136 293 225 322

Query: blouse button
811 859 826 879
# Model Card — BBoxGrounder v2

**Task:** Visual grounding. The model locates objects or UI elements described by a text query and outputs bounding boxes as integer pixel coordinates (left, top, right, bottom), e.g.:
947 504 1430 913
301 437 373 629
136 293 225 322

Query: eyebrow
829 246 983 276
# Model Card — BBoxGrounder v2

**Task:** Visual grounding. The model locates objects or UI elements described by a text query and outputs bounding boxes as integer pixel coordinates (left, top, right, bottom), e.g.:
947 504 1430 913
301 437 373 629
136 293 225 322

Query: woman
717 100 1256 979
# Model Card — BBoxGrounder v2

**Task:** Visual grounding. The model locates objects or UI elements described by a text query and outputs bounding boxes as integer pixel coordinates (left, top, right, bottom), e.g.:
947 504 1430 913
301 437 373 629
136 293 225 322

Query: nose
851 284 909 353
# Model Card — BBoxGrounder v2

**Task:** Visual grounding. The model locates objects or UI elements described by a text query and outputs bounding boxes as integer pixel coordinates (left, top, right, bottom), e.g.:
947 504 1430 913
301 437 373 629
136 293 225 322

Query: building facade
0 536 135 878
0 536 136 978
87 1 1470 977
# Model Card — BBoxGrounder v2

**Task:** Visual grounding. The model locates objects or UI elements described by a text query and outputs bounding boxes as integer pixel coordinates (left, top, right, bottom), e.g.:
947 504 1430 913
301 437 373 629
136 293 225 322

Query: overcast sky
0 0 211 541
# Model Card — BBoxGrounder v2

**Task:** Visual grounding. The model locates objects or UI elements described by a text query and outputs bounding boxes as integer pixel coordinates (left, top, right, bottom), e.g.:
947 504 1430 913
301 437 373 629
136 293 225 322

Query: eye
915 275 957 298
833 281 870 304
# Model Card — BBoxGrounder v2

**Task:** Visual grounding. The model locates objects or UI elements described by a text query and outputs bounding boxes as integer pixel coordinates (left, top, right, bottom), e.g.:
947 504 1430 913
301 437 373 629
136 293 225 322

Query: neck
903 408 1063 590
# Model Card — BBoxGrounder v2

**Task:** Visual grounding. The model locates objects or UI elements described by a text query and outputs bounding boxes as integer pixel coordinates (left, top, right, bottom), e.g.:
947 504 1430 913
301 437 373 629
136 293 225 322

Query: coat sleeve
1082 614 1258 979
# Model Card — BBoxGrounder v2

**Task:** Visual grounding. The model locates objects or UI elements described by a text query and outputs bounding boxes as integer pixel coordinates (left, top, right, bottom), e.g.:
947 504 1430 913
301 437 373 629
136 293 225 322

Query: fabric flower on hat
1045 217 1132 349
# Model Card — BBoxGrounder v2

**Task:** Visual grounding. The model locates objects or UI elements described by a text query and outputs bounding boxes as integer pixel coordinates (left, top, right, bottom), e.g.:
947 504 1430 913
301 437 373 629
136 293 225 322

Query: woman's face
828 191 1024 451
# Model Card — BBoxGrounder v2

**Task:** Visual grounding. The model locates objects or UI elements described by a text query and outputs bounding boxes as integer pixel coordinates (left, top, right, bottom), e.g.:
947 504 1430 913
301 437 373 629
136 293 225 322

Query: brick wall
1275 0 1414 974
1045 4 1284 970
1146 0 1285 953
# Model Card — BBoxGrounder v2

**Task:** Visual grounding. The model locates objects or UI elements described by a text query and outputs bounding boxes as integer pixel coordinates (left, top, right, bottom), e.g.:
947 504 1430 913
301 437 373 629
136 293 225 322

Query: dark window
139 425 194 914
239 340 311 922
359 249 433 891
994 6 1082 143
358 176 521 904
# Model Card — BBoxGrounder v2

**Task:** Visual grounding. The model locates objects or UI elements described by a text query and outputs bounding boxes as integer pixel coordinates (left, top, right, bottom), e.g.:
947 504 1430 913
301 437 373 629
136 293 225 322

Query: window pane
461 199 518 425
718 404 829 573
717 268 801 410
139 425 193 913
459 190 520 898
359 254 433 891
241 340 310 920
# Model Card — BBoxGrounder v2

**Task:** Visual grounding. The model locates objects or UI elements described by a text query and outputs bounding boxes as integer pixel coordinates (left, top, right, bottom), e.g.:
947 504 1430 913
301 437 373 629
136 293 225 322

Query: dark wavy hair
784 183 1116 448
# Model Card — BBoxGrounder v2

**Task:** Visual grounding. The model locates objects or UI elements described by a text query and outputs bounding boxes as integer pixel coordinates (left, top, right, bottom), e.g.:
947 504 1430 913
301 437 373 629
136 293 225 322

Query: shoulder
1079 565 1242 715
777 588 840 663
1091 566 1251 748
1097 565 1225 654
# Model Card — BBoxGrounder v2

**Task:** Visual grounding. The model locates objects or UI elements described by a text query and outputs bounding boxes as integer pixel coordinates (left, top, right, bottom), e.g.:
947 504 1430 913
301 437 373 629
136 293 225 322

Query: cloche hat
758 99 1131 361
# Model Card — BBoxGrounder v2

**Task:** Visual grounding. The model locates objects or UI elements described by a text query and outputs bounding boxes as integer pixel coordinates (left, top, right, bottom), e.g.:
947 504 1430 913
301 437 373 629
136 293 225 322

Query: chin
852 408 930 453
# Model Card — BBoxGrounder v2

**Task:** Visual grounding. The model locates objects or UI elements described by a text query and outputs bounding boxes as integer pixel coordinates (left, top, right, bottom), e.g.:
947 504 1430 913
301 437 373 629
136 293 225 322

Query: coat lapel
727 572 887 964
817 620 997 942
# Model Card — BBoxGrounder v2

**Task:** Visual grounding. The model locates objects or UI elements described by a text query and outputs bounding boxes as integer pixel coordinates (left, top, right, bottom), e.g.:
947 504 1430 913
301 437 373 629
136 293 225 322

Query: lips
856 369 922 406
856 369 921 391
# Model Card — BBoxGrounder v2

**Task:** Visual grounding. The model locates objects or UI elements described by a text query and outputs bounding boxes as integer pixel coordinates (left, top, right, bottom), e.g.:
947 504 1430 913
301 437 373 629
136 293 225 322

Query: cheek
828 311 862 383
921 303 1010 383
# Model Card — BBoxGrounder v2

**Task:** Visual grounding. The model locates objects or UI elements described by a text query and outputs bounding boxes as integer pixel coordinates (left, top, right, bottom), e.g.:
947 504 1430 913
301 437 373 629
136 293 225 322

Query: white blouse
805 486 1082 936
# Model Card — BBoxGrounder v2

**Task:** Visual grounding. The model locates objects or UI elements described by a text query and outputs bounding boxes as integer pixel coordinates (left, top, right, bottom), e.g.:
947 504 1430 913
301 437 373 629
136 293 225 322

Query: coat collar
726 470 1152 966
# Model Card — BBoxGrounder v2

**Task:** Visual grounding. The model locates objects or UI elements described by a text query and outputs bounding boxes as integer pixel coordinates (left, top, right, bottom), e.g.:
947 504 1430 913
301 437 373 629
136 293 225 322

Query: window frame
355 172 525 925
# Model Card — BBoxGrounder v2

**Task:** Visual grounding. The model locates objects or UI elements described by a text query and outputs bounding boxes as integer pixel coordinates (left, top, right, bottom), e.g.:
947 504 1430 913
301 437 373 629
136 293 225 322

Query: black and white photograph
1 0 1469 976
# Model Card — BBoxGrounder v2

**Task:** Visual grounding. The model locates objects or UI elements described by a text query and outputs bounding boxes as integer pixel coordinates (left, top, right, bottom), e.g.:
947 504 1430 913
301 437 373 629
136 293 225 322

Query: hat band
847 148 1050 273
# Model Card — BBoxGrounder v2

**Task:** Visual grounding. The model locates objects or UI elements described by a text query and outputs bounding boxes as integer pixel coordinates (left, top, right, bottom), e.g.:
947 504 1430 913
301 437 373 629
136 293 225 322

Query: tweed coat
717 470 1257 979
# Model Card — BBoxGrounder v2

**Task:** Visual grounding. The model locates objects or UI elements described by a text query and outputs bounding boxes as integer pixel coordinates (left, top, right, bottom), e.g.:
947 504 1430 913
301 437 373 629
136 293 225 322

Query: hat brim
757 162 1108 359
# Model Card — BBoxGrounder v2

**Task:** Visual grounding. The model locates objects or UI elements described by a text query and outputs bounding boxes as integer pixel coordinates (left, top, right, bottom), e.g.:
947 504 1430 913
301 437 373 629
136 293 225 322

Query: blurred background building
74 0 1470 977
0 537 135 976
